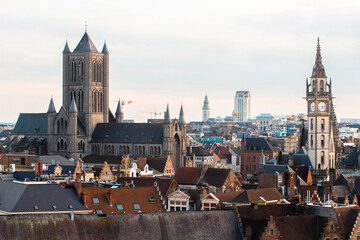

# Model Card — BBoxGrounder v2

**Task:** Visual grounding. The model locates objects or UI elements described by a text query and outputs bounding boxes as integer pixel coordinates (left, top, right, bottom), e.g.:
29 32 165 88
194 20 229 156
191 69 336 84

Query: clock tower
306 38 336 172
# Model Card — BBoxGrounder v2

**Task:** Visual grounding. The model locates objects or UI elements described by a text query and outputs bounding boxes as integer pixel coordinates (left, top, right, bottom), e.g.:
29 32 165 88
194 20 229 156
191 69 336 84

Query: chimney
75 178 82 197
35 160 43 177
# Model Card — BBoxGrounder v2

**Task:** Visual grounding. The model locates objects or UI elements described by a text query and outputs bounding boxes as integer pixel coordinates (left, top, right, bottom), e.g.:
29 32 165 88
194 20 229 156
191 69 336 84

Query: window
311 135 314 147
93 198 100 204
270 229 274 235
311 119 314 131
321 119 325 131
52 205 57 210
68 205 73 209
133 203 140 210
252 156 256 162
321 151 325 164
34 206 39 210
247 156 250 162
321 135 325 147
116 204 123 210
96 210 103 214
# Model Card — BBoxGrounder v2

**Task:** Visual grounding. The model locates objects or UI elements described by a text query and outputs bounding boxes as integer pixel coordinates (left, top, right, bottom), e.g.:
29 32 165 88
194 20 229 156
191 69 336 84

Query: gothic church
5 31 187 170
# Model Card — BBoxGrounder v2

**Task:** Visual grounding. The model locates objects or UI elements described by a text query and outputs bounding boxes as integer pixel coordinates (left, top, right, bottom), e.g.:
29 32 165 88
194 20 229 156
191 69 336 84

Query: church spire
73 32 99 53
164 104 171 124
69 98 78 113
47 97 56 113
101 41 109 54
311 37 326 78
63 41 71 53
179 104 186 125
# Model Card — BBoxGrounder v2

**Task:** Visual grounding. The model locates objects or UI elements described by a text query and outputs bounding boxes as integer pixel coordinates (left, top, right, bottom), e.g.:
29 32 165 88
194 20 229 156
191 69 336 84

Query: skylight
93 198 100 204
133 203 140 210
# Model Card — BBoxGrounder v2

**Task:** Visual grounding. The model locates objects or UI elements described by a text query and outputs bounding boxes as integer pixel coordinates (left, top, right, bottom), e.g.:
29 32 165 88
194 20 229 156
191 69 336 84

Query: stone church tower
62 31 109 136
48 31 110 159
306 39 337 171
202 95 210 122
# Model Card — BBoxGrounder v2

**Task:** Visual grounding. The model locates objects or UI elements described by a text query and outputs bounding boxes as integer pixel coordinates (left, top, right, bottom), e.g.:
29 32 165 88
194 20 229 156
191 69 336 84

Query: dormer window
34 206 39 210
68 205 73 209
93 198 100 204
52 205 57 210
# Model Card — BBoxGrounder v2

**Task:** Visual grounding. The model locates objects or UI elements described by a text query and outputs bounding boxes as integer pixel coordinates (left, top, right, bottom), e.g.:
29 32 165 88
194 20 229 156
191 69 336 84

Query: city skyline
2 1 360 123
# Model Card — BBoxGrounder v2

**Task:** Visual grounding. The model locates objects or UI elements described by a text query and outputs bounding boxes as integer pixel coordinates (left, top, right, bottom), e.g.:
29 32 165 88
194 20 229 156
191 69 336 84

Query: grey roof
256 164 295 174
0 180 89 213
0 130 11 138
198 168 232 187
115 100 123 115
164 104 171 124
47 98 56 113
146 157 167 173
101 41 109 54
73 32 99 53
12 113 48 135
279 153 313 169
311 38 326 78
91 123 164 144
245 138 278 152
69 99 78 113
63 41 71 53
36 155 75 166
344 147 359 168
178 104 186 125
186 146 212 157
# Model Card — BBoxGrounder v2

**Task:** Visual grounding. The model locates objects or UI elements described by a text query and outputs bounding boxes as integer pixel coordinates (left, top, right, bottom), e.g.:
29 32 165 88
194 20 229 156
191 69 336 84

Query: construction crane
141 110 162 119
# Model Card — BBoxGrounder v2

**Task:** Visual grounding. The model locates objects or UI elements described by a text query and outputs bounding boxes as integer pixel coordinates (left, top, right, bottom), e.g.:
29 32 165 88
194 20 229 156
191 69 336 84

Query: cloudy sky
1 0 360 123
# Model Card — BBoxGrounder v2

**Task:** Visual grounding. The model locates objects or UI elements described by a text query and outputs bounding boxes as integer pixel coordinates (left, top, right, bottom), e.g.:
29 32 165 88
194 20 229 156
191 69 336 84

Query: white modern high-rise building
234 91 251 122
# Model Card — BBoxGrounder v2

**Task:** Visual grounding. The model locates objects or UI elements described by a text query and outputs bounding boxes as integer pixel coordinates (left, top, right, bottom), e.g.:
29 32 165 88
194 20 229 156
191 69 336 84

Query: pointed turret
73 32 99 53
311 38 326 78
69 99 78 113
47 97 56 113
164 104 171 124
63 41 71 53
202 95 210 110
115 100 124 123
101 41 109 54
179 104 186 125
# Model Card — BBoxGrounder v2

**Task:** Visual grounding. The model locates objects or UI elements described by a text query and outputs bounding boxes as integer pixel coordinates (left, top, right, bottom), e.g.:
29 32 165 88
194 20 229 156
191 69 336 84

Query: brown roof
174 167 202 185
81 186 164 214
291 166 310 183
334 206 360 238
234 188 283 204
199 168 232 187
136 157 147 170
235 204 296 218
215 191 243 204
146 157 168 173
117 177 178 197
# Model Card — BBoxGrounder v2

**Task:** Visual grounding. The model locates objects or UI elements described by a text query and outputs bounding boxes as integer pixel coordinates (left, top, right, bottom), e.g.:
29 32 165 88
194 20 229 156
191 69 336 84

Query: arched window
127 146 130 154
97 62 101 82
321 151 325 164
57 121 60 134
111 145 114 154
311 135 314 147
158 146 161 155
92 61 96 82
119 146 123 154
57 139 68 152
311 119 314 131
78 140 85 152
150 146 153 155
321 135 325 147
312 80 315 92
64 121 68 134
321 119 325 131
71 60 76 82
142 146 145 155
320 80 324 92
92 90 97 112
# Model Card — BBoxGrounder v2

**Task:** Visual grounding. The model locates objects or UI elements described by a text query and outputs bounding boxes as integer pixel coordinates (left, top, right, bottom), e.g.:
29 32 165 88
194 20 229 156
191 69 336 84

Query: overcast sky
1 0 360 123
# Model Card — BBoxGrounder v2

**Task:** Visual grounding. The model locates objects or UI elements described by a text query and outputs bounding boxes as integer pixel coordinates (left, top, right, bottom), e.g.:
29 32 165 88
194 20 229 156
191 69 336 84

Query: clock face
318 102 326 112
310 102 315 112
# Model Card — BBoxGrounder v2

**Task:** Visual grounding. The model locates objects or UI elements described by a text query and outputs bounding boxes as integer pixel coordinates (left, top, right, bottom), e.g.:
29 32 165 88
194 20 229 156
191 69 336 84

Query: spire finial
85 21 88 32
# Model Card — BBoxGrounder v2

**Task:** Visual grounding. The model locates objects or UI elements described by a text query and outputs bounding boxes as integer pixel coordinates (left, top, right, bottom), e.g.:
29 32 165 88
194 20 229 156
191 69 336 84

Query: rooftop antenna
85 21 88 32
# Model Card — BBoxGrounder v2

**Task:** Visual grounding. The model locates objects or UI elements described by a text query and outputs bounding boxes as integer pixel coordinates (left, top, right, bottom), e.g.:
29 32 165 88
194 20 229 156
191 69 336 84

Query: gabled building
197 168 242 193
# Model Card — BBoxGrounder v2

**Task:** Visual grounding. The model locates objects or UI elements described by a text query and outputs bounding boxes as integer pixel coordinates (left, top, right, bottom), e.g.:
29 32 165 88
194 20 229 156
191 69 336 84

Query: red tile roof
174 167 202 185
81 186 164 214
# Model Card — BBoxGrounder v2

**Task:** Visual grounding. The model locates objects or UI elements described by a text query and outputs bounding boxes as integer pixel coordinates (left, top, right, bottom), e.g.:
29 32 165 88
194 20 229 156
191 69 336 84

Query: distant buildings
234 91 251 122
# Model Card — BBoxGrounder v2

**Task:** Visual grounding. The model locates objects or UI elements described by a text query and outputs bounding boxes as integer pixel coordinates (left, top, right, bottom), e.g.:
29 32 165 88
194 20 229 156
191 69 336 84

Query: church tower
202 95 210 122
306 38 336 171
62 31 109 138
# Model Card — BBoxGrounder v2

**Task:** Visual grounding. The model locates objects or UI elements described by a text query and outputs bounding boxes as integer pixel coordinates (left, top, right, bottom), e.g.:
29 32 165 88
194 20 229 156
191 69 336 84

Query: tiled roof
186 146 212 157
198 168 232 187
174 167 202 185
36 155 75 166
81 186 164 214
0 180 89 213
117 177 177 197
146 157 168 173
12 113 48 135
256 164 295 174
279 153 313 169
82 155 123 165
214 191 243 203
234 188 283 204
91 123 164 144
245 138 278 152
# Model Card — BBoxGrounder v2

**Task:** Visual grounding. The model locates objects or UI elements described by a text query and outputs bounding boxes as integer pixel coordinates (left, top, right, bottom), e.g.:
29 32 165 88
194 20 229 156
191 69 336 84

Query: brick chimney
35 160 43 177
